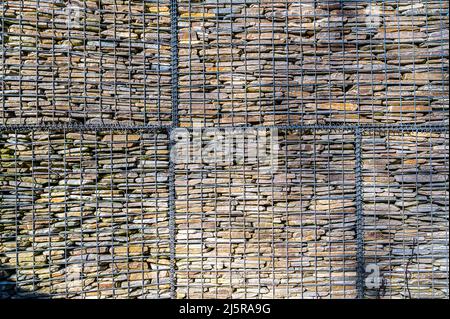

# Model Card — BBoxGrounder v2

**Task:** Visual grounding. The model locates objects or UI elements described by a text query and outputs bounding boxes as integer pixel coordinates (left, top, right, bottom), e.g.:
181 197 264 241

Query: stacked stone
0 0 448 300
178 0 449 127
0 130 170 298
174 129 357 298
362 131 449 299
0 0 171 125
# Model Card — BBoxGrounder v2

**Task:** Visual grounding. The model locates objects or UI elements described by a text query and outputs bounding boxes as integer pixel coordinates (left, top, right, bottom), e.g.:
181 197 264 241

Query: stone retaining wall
1 0 172 125
0 131 171 298
0 0 449 299
1 129 448 298
178 0 448 127
362 131 448 298
174 129 357 298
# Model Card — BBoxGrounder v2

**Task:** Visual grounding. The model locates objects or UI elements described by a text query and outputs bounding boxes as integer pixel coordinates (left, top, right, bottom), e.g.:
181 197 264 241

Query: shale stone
362 131 449 299
177 0 449 127
0 0 172 125
174 129 358 299
0 130 171 298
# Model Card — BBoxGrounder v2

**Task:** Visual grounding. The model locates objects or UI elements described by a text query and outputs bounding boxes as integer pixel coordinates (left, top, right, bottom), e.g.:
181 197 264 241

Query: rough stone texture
0 0 449 300
0 0 172 125
0 131 170 298
362 131 449 299
178 0 449 127
174 129 358 298
1 129 448 299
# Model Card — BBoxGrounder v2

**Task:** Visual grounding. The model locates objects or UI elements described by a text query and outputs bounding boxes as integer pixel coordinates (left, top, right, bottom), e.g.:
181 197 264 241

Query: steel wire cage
0 0 449 299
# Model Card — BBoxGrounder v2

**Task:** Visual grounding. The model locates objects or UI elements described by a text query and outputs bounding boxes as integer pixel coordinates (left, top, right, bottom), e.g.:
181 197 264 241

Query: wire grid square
177 0 449 127
174 128 357 298
362 130 449 299
0 129 170 298
0 0 172 125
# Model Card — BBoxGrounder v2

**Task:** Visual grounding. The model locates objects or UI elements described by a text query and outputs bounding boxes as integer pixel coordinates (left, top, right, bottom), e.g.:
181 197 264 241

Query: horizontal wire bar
1 123 448 132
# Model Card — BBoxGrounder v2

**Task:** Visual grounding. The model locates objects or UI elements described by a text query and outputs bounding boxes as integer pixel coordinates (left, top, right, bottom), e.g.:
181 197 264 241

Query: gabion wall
1 130 171 298
0 0 449 299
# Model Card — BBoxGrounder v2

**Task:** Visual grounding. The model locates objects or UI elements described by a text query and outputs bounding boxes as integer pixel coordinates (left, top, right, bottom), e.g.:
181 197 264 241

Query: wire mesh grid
362 130 449 299
177 0 449 127
173 128 358 299
0 129 171 298
0 0 172 125
0 0 449 299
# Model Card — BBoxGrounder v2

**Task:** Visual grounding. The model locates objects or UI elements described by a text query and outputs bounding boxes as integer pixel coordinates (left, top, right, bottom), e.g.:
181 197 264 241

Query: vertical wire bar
13 130 19 296
342 130 348 298
229 1 234 126
436 0 448 126
168 0 179 299
386 129 392 298
93 130 100 298
418 129 424 298
98 1 104 128
242 128 247 298
153 132 160 297
257 0 262 125
216 0 221 125
31 129 36 294
170 0 179 128
367 0 375 128
127 2 132 124
200 8 206 299
312 128 318 297
142 0 148 124
298 3 305 127
188 1 193 128
200 130 204 299
156 0 161 125
63 128 70 298
355 126 365 299
139 131 146 297
284 0 291 126
214 129 219 298
298 129 304 297
326 129 332 297
0 0 5 125
124 132 131 297
399 128 407 298
311 1 318 125
108 129 115 297
79 129 85 297
284 125 290 297
82 2 88 125
34 0 39 123
243 3 249 126
256 130 262 298
444 131 449 298
18 0 23 122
